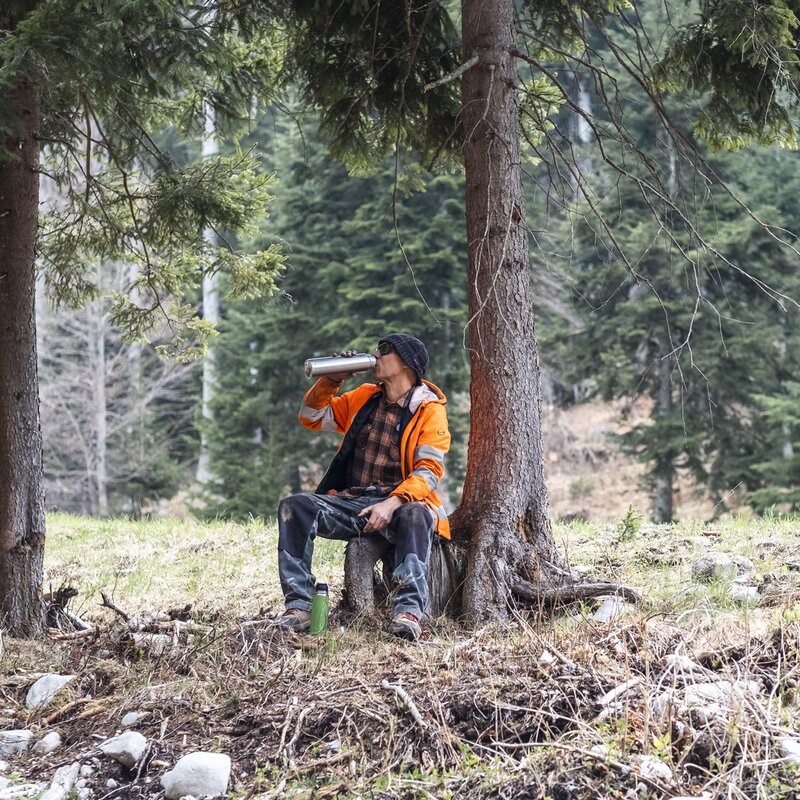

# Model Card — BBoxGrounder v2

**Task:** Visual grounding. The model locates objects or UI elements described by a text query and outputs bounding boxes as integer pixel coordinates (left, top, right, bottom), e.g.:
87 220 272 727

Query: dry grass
1 514 800 799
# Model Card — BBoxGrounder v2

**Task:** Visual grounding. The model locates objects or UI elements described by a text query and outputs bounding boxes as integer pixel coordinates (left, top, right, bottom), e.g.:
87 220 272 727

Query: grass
44 512 800 628
3 512 799 799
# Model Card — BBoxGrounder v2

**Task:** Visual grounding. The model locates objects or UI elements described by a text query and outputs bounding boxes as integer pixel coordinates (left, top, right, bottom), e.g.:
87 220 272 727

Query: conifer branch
423 51 480 92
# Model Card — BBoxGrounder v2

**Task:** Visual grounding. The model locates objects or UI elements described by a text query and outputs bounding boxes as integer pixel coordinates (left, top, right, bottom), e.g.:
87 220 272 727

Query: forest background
34 0 800 528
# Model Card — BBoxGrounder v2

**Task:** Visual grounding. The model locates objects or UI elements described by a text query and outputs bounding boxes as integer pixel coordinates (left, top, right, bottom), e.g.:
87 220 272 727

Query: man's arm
391 403 451 504
298 376 349 432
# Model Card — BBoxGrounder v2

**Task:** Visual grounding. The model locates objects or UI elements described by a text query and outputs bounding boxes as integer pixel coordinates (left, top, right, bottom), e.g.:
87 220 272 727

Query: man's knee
278 492 316 523
278 493 319 554
389 502 433 560
392 502 434 531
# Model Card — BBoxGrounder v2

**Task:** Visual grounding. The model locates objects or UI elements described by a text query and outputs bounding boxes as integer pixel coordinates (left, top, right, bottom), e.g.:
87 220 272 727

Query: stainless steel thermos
304 353 377 378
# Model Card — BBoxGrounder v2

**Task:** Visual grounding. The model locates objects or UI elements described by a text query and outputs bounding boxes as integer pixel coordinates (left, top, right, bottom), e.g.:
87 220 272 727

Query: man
276 333 450 640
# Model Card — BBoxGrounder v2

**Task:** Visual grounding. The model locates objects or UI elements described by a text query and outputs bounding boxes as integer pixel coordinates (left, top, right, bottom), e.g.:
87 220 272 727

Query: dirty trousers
277 492 434 618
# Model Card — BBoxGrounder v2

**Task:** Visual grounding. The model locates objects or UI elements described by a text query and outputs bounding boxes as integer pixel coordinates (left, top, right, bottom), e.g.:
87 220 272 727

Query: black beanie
378 333 429 380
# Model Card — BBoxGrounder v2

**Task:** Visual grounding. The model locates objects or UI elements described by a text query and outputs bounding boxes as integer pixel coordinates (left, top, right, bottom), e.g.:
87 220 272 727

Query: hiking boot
388 612 422 641
274 608 311 633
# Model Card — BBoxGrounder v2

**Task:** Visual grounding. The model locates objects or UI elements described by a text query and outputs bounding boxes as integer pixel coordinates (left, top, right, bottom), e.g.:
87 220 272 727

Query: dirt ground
543 397 719 522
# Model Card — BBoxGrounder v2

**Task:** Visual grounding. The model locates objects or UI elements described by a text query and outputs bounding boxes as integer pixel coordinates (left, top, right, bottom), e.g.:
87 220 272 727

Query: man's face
372 342 410 382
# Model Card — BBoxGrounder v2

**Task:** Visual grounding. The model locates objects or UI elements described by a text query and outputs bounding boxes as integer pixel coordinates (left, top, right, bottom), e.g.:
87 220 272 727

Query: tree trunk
653 342 673 523
456 0 558 624
196 102 219 486
0 77 46 637
88 290 109 516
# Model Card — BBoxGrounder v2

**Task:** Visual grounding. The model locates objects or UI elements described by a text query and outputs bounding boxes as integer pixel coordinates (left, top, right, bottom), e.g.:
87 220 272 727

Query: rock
684 680 761 706
25 675 76 709
131 633 171 656
0 761 8 773
76 789 91 800
32 731 62 755
589 744 609 758
99 731 148 769
0 781 8 792
0 730 33 758
653 680 761 722
691 553 736 582
593 596 627 623
105 780 118 790
78 766 93 779
733 556 754 572
632 755 673 782
121 711 149 727
729 582 758 604
663 654 708 674
40 762 80 800
779 737 800 766
161 752 231 799
0 784 46 799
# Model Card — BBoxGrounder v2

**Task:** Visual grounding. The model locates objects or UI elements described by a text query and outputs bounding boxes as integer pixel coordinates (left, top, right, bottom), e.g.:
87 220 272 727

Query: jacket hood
409 380 445 413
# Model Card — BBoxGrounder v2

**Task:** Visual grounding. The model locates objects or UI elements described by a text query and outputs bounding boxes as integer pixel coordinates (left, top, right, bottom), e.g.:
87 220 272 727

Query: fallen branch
74 703 110 721
594 678 642 721
49 628 96 641
43 698 93 726
100 592 130 622
40 762 80 800
381 679 427 730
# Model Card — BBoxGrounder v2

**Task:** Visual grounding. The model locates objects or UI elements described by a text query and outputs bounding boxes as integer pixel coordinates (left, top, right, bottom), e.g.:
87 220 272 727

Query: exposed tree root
512 578 643 608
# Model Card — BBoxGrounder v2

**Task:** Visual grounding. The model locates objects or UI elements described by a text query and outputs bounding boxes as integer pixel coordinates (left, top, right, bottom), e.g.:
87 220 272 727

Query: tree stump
343 535 468 618
343 535 394 615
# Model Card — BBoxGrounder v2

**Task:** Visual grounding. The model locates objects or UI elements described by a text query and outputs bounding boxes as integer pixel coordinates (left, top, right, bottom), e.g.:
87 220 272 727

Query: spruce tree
1 0 284 634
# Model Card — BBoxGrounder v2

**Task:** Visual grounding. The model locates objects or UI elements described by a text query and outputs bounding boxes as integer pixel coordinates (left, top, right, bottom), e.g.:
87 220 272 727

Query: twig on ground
381 679 427 730
43 698 93 725
100 592 130 622
49 628 96 641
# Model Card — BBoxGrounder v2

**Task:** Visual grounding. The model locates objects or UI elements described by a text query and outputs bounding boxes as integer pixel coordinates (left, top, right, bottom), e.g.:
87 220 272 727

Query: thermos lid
315 582 329 593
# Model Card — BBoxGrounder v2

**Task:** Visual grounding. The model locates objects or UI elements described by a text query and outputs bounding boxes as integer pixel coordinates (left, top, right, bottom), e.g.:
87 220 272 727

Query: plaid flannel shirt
344 387 413 493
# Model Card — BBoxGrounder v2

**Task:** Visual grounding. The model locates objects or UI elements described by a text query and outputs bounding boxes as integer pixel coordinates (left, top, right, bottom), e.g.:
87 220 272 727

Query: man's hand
358 495 404 533
324 349 359 384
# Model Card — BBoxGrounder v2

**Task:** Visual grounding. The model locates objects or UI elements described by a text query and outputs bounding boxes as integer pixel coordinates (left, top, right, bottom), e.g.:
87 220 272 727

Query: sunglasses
377 342 394 356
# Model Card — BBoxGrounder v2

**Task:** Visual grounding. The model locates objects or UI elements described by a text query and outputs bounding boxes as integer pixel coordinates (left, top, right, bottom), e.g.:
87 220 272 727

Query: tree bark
196 101 219 486
456 0 558 624
0 77 46 637
653 340 673 523
88 290 109 516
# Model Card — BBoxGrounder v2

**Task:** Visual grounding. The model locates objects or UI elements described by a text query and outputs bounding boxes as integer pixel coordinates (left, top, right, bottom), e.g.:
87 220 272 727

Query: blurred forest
35 0 800 523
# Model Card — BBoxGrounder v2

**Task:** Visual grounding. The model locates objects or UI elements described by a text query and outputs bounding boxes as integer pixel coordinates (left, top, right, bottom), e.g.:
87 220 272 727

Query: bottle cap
315 582 329 593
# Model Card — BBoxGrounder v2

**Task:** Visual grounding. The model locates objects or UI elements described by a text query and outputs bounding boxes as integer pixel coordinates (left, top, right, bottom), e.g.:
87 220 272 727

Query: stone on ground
25 675 76 709
0 731 33 759
32 731 62 755
99 731 148 769
691 553 736 582
161 752 231 799
121 711 149 727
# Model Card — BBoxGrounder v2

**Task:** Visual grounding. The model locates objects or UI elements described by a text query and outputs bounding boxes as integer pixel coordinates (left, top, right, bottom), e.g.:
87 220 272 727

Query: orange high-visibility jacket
299 378 452 538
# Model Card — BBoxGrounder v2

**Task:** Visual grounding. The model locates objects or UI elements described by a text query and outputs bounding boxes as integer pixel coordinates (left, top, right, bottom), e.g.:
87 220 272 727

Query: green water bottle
309 582 329 634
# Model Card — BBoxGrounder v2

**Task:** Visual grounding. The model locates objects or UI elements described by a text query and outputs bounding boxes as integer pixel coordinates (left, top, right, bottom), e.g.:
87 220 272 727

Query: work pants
277 492 434 618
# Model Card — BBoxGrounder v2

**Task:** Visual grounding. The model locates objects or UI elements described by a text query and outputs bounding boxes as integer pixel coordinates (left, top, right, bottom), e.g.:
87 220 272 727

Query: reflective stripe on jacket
299 378 452 539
